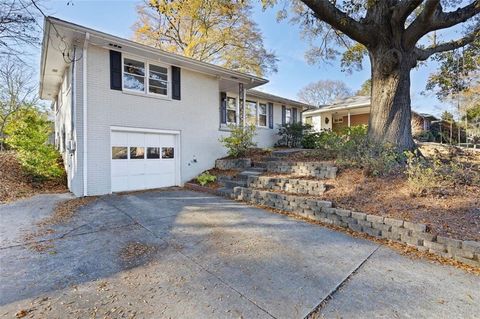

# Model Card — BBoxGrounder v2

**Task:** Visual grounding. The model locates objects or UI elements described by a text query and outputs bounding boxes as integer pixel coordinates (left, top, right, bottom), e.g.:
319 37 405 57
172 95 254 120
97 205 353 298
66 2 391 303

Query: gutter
39 19 51 99
304 102 371 116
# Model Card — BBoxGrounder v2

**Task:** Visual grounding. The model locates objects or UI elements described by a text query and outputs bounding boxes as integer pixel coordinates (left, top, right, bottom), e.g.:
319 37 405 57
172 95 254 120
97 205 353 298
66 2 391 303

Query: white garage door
111 130 178 192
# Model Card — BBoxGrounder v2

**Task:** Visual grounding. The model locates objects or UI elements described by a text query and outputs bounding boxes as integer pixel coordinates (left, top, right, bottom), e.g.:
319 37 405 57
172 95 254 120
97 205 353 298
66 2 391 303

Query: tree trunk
367 49 416 151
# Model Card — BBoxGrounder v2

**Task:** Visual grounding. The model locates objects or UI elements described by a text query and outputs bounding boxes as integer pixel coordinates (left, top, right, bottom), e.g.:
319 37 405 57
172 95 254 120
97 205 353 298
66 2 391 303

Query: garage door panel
157 161 175 173
159 134 175 145
111 132 128 146
128 161 145 176
127 132 145 146
111 130 178 193
112 161 129 177
145 133 160 146
145 161 162 174
112 176 128 192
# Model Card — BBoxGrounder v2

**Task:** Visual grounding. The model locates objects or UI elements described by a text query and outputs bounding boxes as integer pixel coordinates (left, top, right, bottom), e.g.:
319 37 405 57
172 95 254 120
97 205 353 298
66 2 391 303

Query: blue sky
39 0 457 117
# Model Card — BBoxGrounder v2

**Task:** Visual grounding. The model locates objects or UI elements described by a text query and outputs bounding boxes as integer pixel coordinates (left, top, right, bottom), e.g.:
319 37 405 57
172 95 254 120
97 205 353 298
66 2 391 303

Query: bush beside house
5 108 64 181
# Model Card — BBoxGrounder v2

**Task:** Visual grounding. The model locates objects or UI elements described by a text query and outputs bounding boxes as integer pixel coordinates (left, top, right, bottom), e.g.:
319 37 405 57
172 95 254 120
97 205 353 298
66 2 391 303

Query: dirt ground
0 151 67 204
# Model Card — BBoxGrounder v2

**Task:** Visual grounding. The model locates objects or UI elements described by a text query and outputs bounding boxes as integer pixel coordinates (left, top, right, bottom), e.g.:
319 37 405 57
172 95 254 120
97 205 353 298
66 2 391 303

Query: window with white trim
122 57 169 97
285 108 292 124
123 58 145 92
258 103 267 127
148 64 168 95
226 97 237 124
246 100 257 126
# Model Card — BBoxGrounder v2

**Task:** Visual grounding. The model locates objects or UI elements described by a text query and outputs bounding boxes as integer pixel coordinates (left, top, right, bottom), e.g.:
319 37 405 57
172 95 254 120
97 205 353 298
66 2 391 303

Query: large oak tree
266 0 480 150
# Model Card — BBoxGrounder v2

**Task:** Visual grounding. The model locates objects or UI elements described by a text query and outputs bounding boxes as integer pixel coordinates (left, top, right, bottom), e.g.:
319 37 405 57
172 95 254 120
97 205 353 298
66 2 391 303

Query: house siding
85 45 230 195
54 62 84 196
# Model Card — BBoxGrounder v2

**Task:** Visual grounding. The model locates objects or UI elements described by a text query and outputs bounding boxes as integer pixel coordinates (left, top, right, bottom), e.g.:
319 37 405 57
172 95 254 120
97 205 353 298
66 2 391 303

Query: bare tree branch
414 28 479 61
392 0 424 23
300 0 374 46
405 0 480 49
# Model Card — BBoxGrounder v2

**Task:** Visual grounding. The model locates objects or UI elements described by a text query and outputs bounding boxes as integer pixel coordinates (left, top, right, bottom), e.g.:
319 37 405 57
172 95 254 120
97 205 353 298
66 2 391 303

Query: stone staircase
217 149 337 199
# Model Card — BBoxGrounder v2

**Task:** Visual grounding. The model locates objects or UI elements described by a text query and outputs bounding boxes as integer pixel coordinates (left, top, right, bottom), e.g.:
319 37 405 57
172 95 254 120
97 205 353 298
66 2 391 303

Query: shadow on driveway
0 190 478 318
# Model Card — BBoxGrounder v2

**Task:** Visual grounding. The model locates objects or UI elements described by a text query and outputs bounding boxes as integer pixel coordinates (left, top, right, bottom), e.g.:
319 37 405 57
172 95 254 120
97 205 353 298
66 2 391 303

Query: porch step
223 180 247 189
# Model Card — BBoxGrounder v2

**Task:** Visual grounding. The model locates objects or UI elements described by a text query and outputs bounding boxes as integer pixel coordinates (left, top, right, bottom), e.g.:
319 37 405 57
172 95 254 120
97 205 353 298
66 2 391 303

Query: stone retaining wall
266 161 337 179
215 158 251 170
247 176 326 196
233 187 480 267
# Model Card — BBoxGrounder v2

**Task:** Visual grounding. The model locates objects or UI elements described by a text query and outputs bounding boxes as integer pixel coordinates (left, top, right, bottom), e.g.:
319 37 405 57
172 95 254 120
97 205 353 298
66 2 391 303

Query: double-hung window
149 64 168 95
123 58 145 92
246 100 257 126
285 108 292 124
258 103 267 127
123 57 169 97
226 97 237 124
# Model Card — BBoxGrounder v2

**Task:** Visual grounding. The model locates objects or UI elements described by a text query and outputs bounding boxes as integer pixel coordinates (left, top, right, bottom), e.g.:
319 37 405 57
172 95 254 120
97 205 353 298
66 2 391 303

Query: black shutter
292 108 298 123
110 50 122 90
171 66 181 100
268 102 274 129
281 105 286 125
220 92 227 124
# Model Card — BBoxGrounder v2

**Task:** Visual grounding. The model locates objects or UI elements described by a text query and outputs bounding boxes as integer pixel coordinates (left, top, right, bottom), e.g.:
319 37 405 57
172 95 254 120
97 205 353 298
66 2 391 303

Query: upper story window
123 57 169 97
226 97 237 124
123 58 145 92
149 64 168 95
258 103 267 127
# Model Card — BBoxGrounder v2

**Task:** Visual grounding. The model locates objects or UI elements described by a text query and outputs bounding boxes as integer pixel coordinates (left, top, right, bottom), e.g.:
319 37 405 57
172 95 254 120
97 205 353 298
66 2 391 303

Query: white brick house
40 17 310 196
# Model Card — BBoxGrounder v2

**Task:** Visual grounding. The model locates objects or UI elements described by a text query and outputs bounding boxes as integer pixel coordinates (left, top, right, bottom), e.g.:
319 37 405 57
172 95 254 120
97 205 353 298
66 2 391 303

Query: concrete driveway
0 190 478 318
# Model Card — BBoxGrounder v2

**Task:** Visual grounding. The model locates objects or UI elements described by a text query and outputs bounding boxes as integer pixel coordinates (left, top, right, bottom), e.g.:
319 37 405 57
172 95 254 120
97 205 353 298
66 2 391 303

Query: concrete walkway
0 190 478 318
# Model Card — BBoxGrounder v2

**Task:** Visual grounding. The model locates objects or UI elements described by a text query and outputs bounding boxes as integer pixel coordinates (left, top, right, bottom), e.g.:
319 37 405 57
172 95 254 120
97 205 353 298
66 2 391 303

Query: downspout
83 33 89 196
71 46 76 143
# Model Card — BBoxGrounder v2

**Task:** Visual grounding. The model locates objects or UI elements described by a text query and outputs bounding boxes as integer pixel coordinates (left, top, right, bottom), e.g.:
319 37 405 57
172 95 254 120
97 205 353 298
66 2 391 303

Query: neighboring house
303 96 437 133
40 17 309 196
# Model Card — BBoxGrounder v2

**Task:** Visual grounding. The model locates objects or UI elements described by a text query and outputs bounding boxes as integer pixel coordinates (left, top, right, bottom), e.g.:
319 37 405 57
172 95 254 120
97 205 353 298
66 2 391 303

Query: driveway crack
304 244 381 319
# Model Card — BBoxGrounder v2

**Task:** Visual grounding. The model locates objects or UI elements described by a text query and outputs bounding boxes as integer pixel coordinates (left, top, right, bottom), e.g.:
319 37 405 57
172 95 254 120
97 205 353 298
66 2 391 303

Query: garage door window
162 147 174 159
130 147 145 159
112 147 128 159
147 147 160 159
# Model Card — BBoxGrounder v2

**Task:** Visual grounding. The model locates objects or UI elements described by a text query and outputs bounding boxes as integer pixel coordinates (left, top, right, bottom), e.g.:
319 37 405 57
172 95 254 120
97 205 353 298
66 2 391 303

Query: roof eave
47 17 268 88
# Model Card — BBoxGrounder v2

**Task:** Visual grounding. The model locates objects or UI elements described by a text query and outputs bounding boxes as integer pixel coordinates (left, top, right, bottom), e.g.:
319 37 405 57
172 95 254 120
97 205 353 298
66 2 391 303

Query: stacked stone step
266 161 338 179
247 176 326 196
231 187 480 267
233 187 332 214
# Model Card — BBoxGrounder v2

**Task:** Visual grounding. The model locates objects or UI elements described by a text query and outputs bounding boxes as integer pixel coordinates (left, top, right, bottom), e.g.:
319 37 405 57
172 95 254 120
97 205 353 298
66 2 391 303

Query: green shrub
5 108 63 181
301 132 321 149
276 122 312 148
301 125 403 176
196 171 217 186
219 124 257 158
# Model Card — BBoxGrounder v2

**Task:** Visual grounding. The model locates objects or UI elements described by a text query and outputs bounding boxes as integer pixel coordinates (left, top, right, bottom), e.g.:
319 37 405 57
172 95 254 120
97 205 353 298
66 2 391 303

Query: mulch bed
0 151 67 204
320 169 480 241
